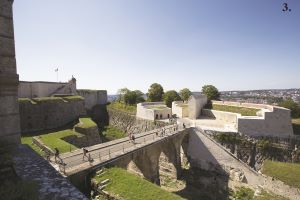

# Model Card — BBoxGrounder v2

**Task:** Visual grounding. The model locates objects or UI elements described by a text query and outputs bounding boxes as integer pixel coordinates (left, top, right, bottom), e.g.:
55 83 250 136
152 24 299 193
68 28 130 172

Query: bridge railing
58 123 189 173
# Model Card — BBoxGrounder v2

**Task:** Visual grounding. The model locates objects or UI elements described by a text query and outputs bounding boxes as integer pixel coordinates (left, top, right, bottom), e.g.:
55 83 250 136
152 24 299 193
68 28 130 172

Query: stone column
0 0 20 146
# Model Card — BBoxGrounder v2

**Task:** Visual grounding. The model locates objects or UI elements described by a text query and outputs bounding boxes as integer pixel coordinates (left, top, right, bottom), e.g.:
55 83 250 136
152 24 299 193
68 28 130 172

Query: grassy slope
93 167 183 200
231 187 288 200
212 104 259 116
102 126 126 141
21 136 45 156
77 117 97 128
262 160 300 189
39 129 82 153
108 102 136 114
292 118 300 135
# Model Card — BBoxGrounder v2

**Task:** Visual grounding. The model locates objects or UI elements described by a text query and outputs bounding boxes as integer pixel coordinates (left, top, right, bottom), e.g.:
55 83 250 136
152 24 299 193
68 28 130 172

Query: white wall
136 102 171 121
77 90 107 110
18 79 76 98
188 95 208 119
172 101 189 118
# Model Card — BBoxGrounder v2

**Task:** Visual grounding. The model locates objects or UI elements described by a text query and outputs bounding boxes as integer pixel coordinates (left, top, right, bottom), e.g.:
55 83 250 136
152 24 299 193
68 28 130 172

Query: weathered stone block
0 16 14 37
0 56 16 73
0 0 13 18
0 37 15 56
0 95 18 113
0 114 20 135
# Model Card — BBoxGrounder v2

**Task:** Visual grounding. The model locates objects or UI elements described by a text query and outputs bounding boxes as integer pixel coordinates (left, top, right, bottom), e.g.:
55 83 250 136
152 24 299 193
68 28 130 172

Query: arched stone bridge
59 124 190 188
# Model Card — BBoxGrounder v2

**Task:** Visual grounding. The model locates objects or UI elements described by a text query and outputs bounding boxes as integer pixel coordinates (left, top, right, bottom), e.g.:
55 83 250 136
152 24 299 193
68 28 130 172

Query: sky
13 0 300 94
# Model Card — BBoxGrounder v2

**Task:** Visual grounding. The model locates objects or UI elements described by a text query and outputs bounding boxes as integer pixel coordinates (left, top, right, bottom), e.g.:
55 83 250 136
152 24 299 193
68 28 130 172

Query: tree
123 91 137 105
117 88 130 102
179 88 192 102
202 85 220 101
278 98 300 118
134 90 145 103
163 90 182 108
147 83 164 102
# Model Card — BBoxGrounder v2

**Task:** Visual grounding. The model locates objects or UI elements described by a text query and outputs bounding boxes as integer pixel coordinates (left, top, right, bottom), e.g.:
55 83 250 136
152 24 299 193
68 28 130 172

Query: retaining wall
19 98 86 133
77 89 107 110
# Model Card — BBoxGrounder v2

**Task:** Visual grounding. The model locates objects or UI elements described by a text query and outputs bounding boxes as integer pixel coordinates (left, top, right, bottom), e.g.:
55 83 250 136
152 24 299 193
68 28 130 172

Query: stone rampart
205 101 294 137
18 78 76 98
202 109 239 129
19 97 86 133
77 89 107 110
172 101 188 118
238 106 293 137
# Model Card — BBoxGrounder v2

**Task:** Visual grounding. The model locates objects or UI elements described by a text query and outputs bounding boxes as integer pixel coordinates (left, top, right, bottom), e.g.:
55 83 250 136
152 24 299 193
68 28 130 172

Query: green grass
146 105 168 110
39 129 83 153
62 95 84 101
262 160 300 189
93 167 183 200
102 126 126 141
230 187 288 200
108 102 136 114
212 104 259 116
21 136 45 156
32 96 63 102
77 117 97 128
292 118 300 135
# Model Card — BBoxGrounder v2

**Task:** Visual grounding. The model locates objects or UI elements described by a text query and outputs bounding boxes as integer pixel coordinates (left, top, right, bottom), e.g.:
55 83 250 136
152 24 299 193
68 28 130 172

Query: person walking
82 148 89 160
132 134 135 144
54 148 60 163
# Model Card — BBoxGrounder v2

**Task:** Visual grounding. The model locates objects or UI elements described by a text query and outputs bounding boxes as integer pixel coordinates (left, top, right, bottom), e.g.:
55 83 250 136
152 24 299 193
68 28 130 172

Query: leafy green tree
147 83 164 102
278 98 300 118
117 88 130 102
179 88 192 102
163 90 182 108
202 85 220 101
134 90 145 103
123 91 137 105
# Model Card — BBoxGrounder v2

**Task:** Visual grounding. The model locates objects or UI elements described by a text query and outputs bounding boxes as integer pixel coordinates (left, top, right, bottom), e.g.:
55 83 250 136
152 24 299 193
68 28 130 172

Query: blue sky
13 0 300 94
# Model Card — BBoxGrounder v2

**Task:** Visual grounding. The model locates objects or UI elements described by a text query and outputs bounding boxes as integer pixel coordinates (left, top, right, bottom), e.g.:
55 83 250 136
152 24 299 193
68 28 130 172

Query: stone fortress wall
18 78 77 98
172 101 189 118
188 94 208 119
77 89 107 110
136 102 172 120
0 0 21 146
206 101 293 137
19 97 86 133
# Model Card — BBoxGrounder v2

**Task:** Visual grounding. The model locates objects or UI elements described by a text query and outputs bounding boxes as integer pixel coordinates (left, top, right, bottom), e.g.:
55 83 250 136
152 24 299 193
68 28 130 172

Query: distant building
136 102 172 121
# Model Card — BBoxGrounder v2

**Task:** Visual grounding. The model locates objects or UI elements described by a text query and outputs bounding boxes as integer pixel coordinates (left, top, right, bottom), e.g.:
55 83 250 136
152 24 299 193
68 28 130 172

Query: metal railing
58 123 190 173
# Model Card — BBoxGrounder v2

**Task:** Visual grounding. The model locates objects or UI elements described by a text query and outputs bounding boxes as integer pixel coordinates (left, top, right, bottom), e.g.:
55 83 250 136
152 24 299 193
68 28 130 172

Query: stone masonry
0 0 20 146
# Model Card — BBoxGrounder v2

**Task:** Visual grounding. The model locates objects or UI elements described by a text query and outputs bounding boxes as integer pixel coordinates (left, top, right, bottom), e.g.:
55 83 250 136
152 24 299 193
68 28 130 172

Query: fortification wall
238 107 293 137
19 97 86 133
212 100 273 110
188 95 207 119
18 79 76 98
136 103 155 120
0 0 21 146
76 89 107 110
202 109 239 129
172 101 188 118
206 101 293 137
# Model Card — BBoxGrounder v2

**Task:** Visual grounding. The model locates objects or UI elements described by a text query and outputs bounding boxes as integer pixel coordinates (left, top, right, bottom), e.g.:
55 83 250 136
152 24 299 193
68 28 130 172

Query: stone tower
0 0 20 146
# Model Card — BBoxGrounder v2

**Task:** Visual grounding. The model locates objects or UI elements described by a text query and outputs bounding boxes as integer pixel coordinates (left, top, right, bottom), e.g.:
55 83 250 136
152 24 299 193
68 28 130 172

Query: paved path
13 145 88 200
194 127 300 200
58 124 182 175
